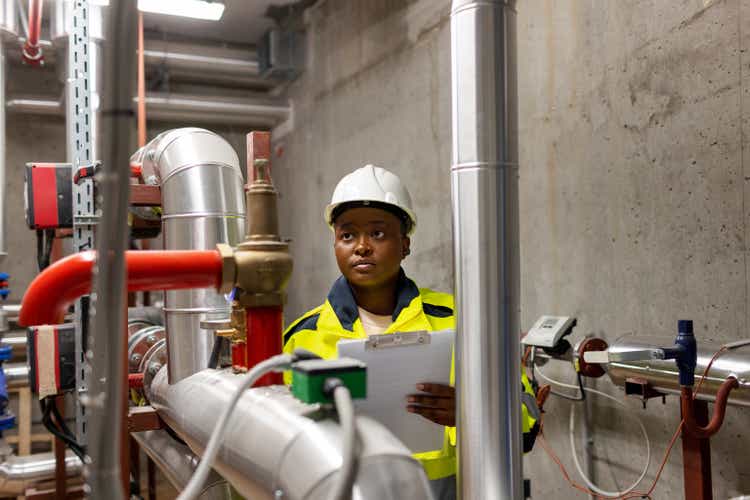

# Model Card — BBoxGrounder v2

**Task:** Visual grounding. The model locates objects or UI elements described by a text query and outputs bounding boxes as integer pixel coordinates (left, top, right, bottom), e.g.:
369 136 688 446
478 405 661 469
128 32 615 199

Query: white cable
177 353 294 500
537 365 651 497
330 384 358 500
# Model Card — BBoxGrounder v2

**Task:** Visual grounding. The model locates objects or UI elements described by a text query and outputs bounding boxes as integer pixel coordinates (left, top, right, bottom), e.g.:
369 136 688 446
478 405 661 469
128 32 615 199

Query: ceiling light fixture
137 0 226 21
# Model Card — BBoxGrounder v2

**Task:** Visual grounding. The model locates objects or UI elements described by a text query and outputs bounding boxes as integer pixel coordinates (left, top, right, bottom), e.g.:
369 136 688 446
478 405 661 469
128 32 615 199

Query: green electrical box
291 358 367 404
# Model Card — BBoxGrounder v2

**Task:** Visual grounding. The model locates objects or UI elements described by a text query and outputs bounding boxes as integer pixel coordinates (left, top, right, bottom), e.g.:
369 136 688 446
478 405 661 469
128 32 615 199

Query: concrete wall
4 0 750 496
273 0 750 498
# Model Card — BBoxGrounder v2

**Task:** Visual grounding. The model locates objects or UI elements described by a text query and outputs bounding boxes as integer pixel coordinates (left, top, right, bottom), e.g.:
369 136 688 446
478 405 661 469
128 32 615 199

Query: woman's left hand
407 383 455 427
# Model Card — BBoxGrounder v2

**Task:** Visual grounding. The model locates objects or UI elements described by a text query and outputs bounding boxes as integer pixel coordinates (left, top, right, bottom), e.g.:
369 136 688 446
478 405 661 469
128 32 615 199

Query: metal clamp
365 331 430 351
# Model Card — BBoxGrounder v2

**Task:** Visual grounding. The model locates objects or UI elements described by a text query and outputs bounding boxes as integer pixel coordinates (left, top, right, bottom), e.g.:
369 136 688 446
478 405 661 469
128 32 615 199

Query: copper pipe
22 0 43 66
681 377 739 439
137 12 146 148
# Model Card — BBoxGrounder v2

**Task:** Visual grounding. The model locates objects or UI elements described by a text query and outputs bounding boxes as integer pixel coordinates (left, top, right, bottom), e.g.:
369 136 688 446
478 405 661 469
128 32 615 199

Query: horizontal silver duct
132 430 233 500
143 39 273 89
6 94 290 126
141 93 290 127
606 335 750 406
148 367 432 500
0 451 82 495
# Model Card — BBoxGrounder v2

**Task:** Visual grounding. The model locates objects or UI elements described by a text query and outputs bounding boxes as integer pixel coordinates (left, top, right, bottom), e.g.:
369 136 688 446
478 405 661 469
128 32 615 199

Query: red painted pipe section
19 250 223 326
246 306 283 386
128 373 144 390
681 377 739 439
22 0 44 66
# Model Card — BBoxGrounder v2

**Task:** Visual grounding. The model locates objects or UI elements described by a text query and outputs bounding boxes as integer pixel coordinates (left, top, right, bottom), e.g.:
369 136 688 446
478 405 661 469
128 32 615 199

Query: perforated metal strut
68 0 95 445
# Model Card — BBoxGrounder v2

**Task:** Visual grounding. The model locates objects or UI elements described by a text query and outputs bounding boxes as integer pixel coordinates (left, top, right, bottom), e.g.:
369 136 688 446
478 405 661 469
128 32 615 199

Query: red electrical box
24 163 73 229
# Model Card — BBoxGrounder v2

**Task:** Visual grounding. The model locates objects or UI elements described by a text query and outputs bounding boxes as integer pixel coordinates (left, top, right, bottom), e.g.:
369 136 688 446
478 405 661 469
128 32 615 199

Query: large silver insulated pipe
606 336 750 407
147 368 433 500
0 451 82 495
450 1 522 498
132 430 233 500
135 128 245 383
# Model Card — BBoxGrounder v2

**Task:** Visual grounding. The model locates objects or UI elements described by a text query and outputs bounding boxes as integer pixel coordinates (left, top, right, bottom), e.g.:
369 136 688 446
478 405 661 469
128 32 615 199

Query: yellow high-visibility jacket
283 269 537 480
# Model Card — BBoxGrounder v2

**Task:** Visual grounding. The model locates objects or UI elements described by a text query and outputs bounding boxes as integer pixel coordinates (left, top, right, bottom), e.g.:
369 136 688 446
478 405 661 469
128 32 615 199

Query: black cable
207 336 224 369
40 398 86 461
530 360 586 402
35 229 55 271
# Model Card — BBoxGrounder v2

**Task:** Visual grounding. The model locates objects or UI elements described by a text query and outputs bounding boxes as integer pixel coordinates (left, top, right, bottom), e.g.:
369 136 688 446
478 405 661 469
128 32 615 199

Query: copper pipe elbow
681 377 740 439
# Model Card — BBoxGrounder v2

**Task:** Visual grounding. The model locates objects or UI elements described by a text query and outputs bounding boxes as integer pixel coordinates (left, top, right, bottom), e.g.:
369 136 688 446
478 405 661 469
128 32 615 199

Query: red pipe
246 306 283 386
22 0 44 66
681 377 739 439
19 250 223 326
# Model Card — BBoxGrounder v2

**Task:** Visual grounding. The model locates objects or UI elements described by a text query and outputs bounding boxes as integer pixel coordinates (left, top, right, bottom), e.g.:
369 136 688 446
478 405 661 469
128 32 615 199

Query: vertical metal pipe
88 0 136 498
450 1 522 498
0 37 6 260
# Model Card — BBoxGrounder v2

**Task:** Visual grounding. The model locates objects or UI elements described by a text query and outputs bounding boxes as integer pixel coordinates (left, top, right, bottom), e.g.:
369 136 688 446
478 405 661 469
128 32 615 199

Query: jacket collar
327 268 420 331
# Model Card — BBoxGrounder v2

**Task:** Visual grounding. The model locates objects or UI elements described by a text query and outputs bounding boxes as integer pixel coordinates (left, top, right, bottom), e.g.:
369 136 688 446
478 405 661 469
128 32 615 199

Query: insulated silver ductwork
135 128 245 383
7 93 291 127
135 93 290 127
132 430 233 500
142 39 270 89
0 451 82 495
450 0 522 498
147 368 433 500
606 336 750 407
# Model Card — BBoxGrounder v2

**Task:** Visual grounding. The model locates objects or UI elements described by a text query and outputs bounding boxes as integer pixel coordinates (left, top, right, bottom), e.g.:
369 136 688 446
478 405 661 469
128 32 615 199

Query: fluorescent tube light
137 0 226 21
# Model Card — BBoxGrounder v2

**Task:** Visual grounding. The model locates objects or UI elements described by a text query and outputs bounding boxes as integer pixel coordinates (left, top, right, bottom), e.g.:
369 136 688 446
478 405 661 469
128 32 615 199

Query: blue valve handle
658 320 697 387
0 272 9 301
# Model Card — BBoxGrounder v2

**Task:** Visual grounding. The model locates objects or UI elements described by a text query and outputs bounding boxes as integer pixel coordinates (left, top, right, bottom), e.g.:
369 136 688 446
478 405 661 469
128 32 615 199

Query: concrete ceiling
142 0 298 46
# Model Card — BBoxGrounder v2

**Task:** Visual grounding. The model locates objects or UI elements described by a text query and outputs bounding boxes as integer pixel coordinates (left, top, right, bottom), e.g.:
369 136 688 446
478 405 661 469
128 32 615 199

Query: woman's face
333 207 410 289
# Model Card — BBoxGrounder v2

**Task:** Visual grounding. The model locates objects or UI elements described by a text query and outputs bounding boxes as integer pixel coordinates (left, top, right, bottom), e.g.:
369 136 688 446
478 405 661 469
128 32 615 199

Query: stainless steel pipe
450 1 522 498
4 362 29 388
0 36 6 259
142 39 272 89
7 93 291 127
148 368 433 500
0 451 82 495
137 93 290 127
135 128 245 383
607 335 750 406
132 430 233 500
88 0 136 497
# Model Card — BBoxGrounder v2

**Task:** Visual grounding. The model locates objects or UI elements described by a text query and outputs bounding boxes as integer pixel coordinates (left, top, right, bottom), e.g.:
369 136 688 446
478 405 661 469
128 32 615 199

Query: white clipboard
337 329 454 453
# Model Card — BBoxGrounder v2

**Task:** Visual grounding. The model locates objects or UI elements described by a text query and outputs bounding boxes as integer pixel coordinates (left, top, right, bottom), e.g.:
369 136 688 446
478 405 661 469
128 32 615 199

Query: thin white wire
536 365 651 497
330 385 358 500
177 354 293 500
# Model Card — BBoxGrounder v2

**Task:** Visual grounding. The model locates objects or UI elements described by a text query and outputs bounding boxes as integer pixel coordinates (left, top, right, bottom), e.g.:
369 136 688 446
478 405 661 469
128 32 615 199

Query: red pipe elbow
681 377 740 439
19 250 223 326
22 0 44 66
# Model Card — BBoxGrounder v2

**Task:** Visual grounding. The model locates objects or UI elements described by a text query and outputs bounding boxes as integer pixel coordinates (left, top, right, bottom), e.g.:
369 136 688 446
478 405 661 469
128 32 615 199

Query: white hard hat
325 164 417 235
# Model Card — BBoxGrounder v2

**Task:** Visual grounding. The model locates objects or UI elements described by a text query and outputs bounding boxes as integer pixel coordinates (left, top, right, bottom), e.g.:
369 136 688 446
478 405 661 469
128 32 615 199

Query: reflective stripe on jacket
282 269 536 480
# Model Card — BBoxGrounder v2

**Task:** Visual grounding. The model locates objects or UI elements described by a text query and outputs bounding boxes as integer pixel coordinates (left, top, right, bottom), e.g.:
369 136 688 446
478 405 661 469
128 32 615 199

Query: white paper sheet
337 329 454 453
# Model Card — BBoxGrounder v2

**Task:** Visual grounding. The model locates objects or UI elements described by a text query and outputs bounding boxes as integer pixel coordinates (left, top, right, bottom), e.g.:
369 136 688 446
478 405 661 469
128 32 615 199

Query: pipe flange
576 337 608 378
128 326 165 373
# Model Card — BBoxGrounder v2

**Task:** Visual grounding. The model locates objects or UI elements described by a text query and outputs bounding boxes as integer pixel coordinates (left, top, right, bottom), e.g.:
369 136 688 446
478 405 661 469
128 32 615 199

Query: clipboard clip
365 331 431 350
